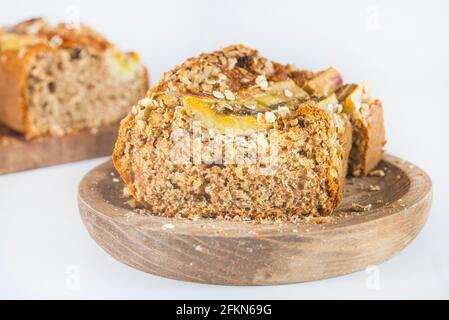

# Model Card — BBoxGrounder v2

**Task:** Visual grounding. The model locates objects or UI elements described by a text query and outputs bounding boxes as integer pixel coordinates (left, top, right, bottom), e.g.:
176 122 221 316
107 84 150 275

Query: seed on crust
212 90 225 99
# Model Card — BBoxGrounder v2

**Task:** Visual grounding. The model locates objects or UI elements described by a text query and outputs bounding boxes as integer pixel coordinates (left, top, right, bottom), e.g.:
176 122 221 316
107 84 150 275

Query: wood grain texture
0 124 118 175
78 154 432 285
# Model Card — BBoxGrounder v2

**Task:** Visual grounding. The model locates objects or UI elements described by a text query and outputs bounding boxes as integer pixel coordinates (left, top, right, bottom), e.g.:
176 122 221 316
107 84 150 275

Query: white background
1 0 448 299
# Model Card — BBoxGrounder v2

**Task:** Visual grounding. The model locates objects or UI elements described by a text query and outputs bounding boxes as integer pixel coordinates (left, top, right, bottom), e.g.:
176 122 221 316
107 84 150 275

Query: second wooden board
0 124 118 175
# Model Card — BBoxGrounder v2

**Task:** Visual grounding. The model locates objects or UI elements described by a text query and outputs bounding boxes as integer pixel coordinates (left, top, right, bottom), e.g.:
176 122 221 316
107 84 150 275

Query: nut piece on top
0 18 149 138
113 45 356 220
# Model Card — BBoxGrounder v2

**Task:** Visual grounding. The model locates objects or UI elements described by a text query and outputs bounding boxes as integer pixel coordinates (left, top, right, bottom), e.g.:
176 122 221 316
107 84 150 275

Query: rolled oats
264 111 277 123
255 75 268 88
212 90 225 99
224 89 235 101
284 89 293 98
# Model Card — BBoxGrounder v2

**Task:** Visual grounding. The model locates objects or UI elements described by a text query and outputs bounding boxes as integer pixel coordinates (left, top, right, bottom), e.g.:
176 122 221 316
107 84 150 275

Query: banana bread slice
0 18 148 138
113 45 352 219
335 83 386 175
304 70 386 176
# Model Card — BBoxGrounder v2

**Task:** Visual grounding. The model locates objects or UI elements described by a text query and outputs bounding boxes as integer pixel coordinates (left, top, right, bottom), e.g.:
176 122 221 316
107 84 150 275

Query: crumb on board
305 216 333 224
126 198 138 208
369 169 385 177
134 208 147 215
162 223 175 230
352 203 373 212
125 211 135 219
194 245 203 252
123 187 131 197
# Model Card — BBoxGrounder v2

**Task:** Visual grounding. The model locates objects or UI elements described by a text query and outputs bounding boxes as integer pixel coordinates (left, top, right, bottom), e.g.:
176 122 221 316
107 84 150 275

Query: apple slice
184 96 267 134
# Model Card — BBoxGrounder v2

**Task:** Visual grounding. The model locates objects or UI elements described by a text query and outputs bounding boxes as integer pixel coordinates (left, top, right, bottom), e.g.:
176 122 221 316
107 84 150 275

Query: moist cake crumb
369 169 386 177
351 203 373 212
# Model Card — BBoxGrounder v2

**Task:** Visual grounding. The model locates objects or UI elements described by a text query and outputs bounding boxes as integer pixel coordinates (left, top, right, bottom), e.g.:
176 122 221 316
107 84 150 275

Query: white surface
1 0 448 299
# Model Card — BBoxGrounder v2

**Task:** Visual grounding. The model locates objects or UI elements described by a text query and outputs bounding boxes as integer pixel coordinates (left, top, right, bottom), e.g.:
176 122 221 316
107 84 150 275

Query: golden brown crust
150 44 313 99
361 100 386 174
350 100 386 176
339 115 353 179
7 17 112 53
0 50 27 132
0 44 50 134
112 115 136 198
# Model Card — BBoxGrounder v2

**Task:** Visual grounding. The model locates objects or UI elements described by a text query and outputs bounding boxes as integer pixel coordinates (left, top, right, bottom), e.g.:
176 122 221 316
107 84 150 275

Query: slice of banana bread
113 45 352 219
0 18 148 138
336 83 386 176
304 70 386 176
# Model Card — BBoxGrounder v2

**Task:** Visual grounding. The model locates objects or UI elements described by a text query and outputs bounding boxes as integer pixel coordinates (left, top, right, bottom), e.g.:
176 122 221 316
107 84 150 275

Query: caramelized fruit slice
303 67 343 97
338 82 370 114
335 84 358 102
184 96 266 134
107 48 141 81
253 80 309 107
0 33 44 52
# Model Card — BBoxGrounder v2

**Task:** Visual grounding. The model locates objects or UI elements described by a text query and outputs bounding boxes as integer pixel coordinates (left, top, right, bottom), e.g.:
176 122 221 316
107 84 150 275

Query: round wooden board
78 154 432 285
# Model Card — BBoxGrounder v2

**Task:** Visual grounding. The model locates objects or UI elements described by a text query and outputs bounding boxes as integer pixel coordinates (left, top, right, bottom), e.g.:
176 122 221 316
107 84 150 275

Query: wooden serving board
0 124 118 174
78 154 432 285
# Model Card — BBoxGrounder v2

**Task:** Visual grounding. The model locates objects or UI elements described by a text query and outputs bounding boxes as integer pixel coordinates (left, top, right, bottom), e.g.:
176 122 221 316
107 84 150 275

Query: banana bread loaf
0 18 148 138
113 45 353 219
